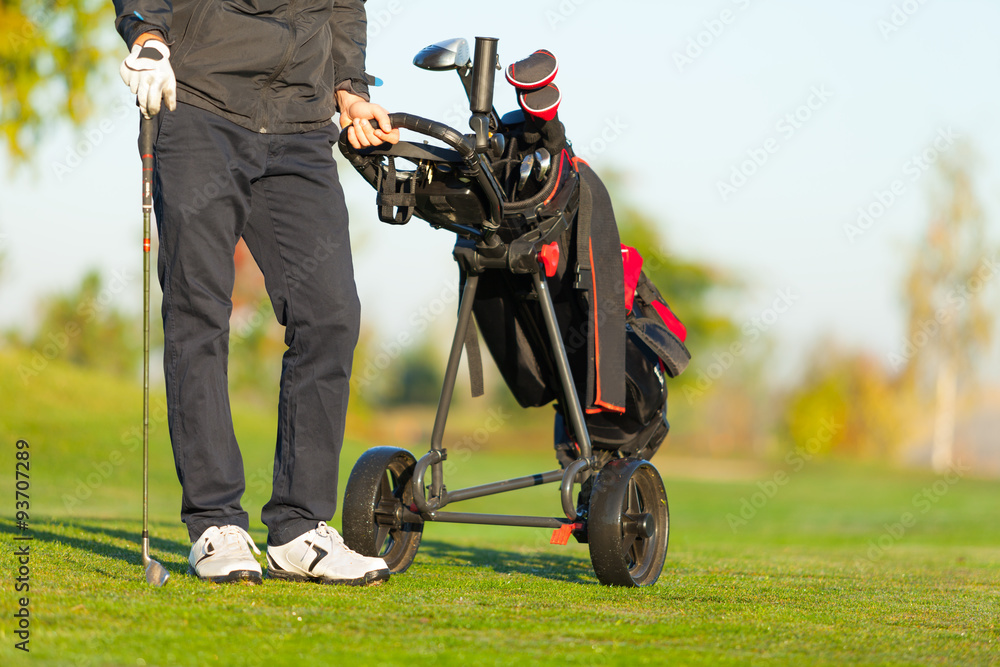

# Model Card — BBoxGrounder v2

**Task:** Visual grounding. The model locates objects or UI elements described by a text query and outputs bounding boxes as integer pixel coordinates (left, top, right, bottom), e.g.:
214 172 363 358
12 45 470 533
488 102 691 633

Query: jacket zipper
258 0 298 132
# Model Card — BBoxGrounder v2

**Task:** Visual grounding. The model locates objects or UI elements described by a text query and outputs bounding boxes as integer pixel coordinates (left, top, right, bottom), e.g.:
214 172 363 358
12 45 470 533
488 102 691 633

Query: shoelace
309 521 349 553
213 525 261 556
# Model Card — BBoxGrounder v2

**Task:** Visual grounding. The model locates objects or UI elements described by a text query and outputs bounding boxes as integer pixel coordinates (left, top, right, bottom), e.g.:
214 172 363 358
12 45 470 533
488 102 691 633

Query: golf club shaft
140 114 154 564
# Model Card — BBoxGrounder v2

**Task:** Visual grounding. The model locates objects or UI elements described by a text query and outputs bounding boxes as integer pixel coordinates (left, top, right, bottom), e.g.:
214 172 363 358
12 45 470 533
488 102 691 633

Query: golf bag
462 114 691 462
340 75 691 464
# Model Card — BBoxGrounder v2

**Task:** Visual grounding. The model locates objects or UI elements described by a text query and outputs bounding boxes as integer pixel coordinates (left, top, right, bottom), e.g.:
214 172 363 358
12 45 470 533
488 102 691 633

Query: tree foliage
782 147 997 465
897 146 997 469
782 347 917 460
0 0 112 160
360 338 443 407
0 228 7 279
615 199 739 349
897 146 996 388
11 269 141 377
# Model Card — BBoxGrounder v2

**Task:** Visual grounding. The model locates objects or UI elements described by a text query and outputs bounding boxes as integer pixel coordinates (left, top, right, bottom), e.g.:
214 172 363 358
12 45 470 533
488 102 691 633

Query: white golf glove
120 38 177 118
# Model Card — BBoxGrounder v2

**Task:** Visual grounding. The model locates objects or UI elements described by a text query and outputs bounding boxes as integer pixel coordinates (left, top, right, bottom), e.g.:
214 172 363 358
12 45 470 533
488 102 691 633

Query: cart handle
338 112 505 231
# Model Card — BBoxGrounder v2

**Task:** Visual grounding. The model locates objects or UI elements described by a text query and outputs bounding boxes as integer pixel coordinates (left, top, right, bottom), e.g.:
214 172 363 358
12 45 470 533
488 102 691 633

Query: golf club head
518 153 536 190
534 148 551 181
413 38 471 71
144 557 170 587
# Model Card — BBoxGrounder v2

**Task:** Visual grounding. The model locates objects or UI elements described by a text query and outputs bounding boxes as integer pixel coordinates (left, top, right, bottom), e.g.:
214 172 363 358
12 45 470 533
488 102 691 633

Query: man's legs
153 102 266 541
155 104 369 579
238 124 362 547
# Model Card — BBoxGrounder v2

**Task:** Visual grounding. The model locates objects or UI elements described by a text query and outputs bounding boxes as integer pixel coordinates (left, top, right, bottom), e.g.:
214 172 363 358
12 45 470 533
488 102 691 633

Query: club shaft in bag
139 114 169 587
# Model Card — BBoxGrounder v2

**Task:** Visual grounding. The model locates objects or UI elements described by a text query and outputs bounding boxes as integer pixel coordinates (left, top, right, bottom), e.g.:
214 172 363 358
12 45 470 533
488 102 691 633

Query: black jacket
113 0 371 133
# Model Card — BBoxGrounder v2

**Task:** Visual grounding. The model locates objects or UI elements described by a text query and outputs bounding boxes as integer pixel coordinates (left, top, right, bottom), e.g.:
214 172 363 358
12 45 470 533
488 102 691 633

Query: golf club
534 148 551 181
139 113 170 588
412 37 471 72
413 37 501 133
413 37 474 108
518 153 536 190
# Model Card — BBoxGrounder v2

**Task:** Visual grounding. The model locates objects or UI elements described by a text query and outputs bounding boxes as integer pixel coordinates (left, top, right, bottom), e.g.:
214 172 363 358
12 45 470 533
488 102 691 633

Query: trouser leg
239 125 361 546
152 103 265 542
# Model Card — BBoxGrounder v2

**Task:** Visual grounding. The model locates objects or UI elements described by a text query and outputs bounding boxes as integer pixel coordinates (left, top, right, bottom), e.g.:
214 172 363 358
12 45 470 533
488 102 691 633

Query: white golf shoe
188 525 263 584
266 521 390 586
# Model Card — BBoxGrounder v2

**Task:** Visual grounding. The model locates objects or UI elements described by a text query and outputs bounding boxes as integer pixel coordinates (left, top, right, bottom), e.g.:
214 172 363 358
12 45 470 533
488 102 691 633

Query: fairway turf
1 351 998 665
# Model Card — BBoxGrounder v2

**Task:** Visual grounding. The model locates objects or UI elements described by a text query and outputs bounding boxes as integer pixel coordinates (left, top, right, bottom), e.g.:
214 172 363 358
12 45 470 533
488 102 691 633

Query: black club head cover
521 114 567 155
518 83 561 122
505 49 558 90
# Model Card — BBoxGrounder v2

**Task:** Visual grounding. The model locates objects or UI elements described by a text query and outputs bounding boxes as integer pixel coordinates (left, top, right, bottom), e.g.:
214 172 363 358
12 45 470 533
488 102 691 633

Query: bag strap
376 157 416 225
635 274 660 308
573 163 627 412
574 176 593 290
457 269 485 398
464 317 484 398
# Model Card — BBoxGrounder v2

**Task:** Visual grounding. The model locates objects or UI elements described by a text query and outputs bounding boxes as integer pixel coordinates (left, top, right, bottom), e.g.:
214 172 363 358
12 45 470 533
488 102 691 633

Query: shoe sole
188 565 262 584
264 566 391 587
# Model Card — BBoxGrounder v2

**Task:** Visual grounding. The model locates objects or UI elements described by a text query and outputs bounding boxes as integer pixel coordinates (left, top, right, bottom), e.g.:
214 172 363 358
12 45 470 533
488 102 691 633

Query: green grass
0 349 998 665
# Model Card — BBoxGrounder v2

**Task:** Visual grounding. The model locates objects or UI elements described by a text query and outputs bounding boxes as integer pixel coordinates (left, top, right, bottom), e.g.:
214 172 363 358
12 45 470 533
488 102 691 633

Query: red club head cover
505 49 558 89
518 84 561 122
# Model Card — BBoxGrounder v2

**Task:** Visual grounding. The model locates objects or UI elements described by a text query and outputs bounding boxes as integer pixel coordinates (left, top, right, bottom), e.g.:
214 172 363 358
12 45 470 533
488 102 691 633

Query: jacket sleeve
113 0 173 49
329 0 370 103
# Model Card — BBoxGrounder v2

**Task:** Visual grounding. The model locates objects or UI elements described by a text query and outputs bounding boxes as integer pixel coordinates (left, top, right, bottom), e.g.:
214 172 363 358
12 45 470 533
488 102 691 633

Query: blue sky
2 0 999 380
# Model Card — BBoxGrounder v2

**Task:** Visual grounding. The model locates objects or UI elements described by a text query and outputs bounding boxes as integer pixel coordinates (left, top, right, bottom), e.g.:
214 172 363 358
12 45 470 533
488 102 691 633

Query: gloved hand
120 37 177 118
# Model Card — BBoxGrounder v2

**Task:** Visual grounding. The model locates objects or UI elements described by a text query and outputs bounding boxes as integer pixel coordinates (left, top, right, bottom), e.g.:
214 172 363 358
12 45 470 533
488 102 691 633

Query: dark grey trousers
152 102 360 546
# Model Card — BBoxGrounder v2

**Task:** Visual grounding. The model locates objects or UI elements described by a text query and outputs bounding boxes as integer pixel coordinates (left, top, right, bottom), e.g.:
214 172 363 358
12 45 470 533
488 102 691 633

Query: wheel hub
374 499 403 528
623 512 655 539
634 513 655 539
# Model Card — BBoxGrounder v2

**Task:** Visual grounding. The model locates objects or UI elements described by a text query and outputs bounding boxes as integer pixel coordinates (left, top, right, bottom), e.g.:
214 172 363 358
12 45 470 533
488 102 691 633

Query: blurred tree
783 346 916 460
0 229 7 280
227 297 283 401
896 147 997 471
0 0 111 160
226 241 283 400
13 269 140 376
613 193 774 457
377 340 442 407
350 328 445 408
615 198 738 350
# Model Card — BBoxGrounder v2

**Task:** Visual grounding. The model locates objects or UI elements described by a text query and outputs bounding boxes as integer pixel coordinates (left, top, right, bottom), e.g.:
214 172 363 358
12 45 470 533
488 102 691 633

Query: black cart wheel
342 446 423 574
587 458 669 587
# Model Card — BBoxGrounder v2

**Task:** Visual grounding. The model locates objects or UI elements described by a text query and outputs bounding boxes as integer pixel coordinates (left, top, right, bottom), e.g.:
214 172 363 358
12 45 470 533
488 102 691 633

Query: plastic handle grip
337 112 474 159
470 37 498 115
336 112 505 231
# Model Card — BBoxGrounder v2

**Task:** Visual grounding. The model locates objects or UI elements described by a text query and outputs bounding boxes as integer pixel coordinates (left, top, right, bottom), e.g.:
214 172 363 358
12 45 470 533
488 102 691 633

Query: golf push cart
338 38 691 587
